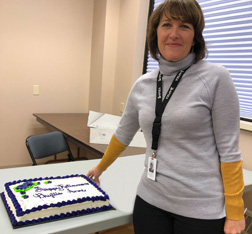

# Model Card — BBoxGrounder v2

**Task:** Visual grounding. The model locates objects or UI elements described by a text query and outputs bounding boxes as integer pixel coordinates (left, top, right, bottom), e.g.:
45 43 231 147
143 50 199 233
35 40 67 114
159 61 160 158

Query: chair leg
68 153 75 161
31 157 37 166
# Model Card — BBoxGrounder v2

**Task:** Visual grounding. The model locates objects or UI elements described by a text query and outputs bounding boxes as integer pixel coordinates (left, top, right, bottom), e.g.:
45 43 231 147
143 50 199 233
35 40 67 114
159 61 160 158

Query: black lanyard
151 65 191 152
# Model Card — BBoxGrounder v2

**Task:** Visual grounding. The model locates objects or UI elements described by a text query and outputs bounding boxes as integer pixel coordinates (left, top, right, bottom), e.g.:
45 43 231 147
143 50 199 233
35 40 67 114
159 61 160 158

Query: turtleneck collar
159 53 195 76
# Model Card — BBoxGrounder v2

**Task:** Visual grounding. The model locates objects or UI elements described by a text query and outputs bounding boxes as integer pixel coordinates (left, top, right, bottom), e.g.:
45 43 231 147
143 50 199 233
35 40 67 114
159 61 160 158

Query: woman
87 0 245 233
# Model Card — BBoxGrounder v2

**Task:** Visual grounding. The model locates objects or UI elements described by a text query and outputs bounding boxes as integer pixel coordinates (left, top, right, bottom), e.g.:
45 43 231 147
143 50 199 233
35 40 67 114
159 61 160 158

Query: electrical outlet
120 102 125 113
33 85 39 96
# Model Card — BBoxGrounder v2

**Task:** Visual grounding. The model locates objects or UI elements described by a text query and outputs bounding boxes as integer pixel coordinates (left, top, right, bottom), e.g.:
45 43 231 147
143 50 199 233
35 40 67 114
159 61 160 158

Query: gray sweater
114 53 242 219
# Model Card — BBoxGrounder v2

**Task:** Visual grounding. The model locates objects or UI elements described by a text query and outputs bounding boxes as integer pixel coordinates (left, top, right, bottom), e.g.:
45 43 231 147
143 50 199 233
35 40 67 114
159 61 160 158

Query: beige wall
112 0 149 115
88 0 106 113
89 0 149 115
89 0 121 114
0 0 251 171
0 0 93 168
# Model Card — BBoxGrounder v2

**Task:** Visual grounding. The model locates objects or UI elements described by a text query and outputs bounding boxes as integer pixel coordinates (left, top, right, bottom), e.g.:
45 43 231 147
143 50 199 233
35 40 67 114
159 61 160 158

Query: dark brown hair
147 0 207 62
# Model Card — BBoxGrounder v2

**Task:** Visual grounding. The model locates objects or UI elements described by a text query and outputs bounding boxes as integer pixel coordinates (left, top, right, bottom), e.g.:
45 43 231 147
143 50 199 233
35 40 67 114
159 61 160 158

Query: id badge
147 157 157 181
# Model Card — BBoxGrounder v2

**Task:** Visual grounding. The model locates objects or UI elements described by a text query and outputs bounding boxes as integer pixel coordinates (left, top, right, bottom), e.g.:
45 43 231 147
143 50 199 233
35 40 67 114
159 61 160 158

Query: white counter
1 154 251 234
0 155 145 234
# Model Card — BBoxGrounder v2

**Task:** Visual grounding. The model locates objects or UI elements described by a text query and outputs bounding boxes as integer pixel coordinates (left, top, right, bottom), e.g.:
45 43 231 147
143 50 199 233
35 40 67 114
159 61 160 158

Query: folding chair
26 131 75 166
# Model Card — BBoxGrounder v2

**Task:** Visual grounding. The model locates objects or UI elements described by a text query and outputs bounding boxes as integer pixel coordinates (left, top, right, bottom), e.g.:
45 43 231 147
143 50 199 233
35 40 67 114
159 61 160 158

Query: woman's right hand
86 167 103 186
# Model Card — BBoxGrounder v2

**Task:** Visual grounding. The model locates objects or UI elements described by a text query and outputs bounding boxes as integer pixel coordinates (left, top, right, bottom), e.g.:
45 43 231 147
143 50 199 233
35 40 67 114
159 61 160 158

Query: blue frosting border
1 191 112 228
2 174 112 227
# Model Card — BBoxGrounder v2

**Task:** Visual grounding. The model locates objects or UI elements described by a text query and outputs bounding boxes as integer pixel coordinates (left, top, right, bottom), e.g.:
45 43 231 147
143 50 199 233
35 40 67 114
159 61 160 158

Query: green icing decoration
14 182 38 193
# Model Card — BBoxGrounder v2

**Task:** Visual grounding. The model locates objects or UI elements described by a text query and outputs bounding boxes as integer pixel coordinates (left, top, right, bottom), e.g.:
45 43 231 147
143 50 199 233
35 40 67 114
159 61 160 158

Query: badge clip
151 151 156 160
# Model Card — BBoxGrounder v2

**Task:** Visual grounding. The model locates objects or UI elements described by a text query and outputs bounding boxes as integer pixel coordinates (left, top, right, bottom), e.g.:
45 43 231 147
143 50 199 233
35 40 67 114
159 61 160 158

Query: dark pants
133 195 225 234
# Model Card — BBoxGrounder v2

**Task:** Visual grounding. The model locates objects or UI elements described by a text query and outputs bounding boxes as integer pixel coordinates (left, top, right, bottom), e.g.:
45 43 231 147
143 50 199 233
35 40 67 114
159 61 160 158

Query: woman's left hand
86 166 103 186
224 219 245 234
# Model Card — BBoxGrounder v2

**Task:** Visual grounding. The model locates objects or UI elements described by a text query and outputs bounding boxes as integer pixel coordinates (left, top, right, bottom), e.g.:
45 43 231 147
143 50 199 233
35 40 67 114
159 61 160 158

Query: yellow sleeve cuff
221 161 245 220
96 135 127 172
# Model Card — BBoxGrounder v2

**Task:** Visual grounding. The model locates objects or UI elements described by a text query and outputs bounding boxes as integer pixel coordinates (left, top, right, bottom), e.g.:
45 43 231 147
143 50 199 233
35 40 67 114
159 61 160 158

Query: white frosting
4 176 110 223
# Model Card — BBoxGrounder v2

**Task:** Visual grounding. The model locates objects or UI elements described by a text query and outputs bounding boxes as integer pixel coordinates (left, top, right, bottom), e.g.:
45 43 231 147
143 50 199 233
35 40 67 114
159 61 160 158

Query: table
33 113 146 159
0 154 145 234
1 156 251 234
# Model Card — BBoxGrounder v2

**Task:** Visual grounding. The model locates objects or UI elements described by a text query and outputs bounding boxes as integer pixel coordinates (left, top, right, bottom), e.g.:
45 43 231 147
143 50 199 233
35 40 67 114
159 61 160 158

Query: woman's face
157 13 195 62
